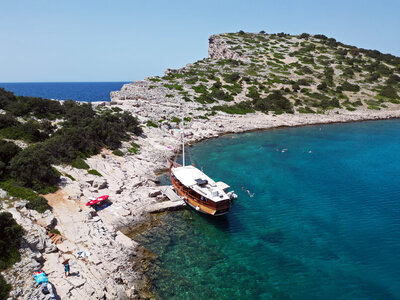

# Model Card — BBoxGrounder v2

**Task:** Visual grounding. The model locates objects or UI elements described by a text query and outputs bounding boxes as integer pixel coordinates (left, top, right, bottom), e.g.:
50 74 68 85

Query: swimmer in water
247 190 255 197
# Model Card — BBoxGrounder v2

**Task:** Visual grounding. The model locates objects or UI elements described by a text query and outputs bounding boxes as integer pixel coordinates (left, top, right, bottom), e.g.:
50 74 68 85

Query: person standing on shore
62 258 70 277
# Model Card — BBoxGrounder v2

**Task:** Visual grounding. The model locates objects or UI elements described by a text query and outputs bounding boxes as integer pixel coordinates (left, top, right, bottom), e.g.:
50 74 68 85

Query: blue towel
33 272 48 284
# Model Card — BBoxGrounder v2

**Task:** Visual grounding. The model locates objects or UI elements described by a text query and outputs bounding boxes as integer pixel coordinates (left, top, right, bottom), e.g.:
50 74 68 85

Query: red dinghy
86 195 109 206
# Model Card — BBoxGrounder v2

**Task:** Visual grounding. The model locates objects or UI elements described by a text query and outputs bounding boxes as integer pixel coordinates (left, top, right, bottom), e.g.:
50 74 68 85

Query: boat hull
183 198 229 216
169 161 230 216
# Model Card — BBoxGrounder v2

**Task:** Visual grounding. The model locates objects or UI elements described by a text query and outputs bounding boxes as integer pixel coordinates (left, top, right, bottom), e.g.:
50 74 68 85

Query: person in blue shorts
62 258 70 277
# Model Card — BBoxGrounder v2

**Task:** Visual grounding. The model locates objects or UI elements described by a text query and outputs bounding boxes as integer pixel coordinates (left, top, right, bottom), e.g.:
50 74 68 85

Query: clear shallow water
135 120 400 300
0 82 129 102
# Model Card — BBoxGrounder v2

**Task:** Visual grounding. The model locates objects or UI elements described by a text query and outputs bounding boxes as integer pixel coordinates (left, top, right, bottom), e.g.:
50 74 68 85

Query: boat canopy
172 165 229 202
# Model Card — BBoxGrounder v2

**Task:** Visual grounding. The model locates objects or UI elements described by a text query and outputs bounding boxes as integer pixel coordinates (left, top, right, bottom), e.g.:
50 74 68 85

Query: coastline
2 100 400 299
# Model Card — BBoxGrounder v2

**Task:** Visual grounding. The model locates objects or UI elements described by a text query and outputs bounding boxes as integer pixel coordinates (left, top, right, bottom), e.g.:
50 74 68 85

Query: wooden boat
169 161 236 216
168 118 236 216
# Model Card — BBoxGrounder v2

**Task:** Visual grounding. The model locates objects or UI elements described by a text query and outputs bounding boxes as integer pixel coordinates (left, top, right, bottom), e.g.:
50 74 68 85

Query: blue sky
1 0 399 82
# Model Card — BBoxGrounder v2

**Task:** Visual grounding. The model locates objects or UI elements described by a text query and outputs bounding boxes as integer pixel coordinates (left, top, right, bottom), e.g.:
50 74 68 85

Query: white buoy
196 206 200 211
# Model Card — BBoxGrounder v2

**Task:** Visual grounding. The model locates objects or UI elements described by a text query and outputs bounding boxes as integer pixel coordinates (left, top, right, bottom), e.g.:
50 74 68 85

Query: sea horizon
0 81 130 102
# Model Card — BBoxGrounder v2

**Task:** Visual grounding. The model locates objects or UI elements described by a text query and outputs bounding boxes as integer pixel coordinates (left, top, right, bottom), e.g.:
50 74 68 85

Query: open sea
134 120 400 300
0 82 129 102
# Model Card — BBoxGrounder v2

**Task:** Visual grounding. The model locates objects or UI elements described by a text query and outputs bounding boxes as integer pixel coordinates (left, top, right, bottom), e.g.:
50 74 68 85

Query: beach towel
33 271 48 284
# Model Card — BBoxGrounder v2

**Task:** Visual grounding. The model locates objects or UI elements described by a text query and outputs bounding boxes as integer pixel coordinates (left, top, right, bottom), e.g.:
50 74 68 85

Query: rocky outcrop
208 35 242 60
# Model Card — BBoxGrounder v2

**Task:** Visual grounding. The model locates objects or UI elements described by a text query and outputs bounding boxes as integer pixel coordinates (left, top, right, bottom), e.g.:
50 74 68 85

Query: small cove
134 120 400 299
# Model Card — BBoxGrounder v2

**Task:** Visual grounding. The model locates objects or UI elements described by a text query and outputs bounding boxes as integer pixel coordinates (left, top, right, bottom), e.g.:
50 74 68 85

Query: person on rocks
62 258 70 277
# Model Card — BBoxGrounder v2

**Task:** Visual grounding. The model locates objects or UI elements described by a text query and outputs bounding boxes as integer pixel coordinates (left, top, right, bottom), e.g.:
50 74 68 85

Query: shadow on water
192 209 231 231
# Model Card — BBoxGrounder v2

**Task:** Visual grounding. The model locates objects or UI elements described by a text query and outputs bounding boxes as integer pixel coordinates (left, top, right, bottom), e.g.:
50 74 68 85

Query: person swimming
246 189 255 197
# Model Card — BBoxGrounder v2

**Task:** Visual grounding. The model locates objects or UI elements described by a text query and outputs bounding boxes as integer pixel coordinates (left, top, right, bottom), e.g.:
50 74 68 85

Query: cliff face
208 35 242 60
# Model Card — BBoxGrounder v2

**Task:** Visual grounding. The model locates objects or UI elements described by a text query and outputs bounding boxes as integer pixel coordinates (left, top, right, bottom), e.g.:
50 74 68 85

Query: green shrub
253 91 293 113
112 149 124 156
386 74 400 85
246 86 261 101
0 181 50 213
164 83 183 91
298 106 316 113
0 140 21 180
171 117 181 123
213 101 255 115
192 84 208 94
36 185 58 195
0 274 11 300
0 211 24 272
273 53 284 59
49 228 60 235
128 148 138 154
8 144 59 192
195 93 216 104
146 120 158 128
88 169 102 176
111 107 122 112
299 33 310 39
223 72 241 83
130 142 140 148
223 83 242 95
128 142 140 155
379 85 398 99
0 114 18 129
0 121 48 143
340 82 360 92
185 77 198 84
71 159 89 170
65 174 75 181
209 88 234 102
297 78 311 86
52 167 62 177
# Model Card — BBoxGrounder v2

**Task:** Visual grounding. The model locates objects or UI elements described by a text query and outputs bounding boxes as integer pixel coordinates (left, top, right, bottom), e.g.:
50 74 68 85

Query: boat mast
182 117 185 166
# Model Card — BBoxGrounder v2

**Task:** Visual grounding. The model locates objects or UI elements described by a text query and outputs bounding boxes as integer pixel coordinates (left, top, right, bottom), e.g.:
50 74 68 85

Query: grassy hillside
145 32 400 115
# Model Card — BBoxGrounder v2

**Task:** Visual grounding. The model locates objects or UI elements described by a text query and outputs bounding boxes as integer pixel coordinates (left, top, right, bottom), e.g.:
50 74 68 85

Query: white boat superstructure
172 165 230 202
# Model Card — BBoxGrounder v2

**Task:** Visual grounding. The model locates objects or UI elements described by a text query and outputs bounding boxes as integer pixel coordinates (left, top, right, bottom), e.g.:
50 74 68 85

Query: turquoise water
0 82 128 102
135 120 400 300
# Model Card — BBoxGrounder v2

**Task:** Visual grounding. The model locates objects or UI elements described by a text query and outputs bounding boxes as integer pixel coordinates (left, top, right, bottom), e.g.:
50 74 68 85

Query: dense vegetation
0 212 24 299
145 31 400 116
0 88 142 212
